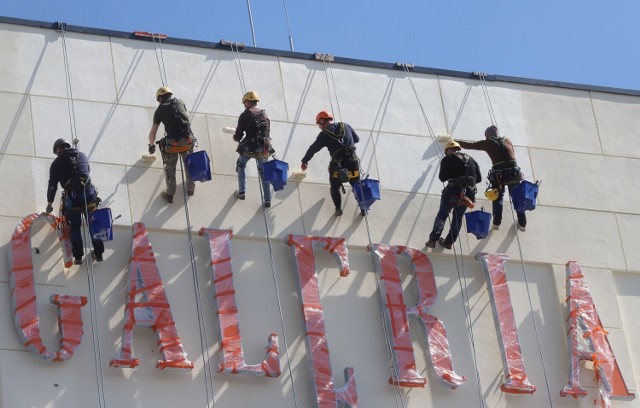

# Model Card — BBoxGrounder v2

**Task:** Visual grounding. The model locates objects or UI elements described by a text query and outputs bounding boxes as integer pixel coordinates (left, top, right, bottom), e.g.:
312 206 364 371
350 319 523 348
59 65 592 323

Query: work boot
517 223 526 232
438 238 453 250
74 257 83 265
264 200 271 208
92 251 103 262
187 190 195 196
360 208 368 216
234 190 246 200
161 191 173 203
425 239 437 248
492 223 500 231
334 208 343 216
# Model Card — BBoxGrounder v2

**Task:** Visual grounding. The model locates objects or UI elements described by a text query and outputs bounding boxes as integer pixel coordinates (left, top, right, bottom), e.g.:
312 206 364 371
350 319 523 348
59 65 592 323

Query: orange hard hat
315 110 334 124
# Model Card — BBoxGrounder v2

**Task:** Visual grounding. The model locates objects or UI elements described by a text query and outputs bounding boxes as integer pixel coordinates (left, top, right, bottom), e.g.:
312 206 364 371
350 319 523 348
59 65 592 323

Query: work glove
301 162 308 171
45 203 53 213
233 134 242 142
148 144 156 154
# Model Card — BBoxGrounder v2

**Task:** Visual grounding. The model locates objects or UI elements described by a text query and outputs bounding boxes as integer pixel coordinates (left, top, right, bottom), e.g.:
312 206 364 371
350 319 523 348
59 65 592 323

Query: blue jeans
64 189 104 258
428 187 474 244
493 185 527 227
236 155 271 202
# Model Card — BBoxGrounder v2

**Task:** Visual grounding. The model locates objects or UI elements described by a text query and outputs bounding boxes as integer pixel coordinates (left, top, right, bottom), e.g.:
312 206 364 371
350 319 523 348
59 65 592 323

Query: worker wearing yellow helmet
456 125 527 231
232 91 273 208
147 86 196 204
425 140 482 249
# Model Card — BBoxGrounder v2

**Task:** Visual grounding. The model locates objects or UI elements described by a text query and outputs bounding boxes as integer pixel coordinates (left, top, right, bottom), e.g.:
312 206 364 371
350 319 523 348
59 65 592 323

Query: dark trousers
429 188 475 244
492 185 527 227
328 159 361 210
64 192 104 258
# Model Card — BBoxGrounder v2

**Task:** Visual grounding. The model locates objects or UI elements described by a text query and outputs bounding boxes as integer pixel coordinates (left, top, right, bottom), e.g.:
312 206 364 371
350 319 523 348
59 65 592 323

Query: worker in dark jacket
147 86 195 204
426 141 482 249
233 91 272 208
301 110 364 216
46 138 104 265
456 125 526 231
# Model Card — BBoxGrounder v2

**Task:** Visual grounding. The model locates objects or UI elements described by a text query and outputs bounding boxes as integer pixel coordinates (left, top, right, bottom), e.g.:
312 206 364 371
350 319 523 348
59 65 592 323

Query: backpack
62 148 89 192
168 98 192 139
238 110 271 158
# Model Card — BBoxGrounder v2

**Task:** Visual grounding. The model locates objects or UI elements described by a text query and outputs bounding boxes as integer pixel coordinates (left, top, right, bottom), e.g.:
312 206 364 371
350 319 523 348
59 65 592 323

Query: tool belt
329 159 359 182
161 136 193 154
444 182 475 208
488 164 523 188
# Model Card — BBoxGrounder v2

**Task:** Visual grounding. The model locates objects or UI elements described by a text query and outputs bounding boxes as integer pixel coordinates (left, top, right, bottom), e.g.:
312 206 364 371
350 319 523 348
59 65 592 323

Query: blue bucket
89 208 113 241
353 179 381 210
263 159 289 191
510 180 538 212
186 150 212 182
465 209 492 240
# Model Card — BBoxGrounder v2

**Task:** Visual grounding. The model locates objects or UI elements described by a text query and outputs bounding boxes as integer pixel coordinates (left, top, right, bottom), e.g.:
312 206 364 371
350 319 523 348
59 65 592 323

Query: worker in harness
426 141 482 249
46 138 104 265
301 111 364 216
232 91 273 208
456 125 527 231
147 86 195 204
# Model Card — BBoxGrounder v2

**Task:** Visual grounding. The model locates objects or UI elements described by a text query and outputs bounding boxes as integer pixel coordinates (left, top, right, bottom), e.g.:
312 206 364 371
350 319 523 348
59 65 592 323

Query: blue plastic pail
263 159 289 191
465 210 491 240
186 150 212 182
89 208 113 241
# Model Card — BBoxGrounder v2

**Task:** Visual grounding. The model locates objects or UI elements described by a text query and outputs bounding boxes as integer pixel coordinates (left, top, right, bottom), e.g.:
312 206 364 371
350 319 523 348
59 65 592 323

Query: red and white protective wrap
561 261 634 407
199 228 280 377
9 212 86 361
287 234 359 408
110 222 194 370
476 252 536 394
369 244 466 389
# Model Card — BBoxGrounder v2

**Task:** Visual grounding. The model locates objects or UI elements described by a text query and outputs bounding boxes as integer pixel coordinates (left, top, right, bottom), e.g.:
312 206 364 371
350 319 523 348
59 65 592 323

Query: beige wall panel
616 214 640 272
592 92 640 159
0 155 38 216
0 92 35 157
110 39 287 119
521 86 601 154
529 149 640 214
615 272 640 395
439 79 527 144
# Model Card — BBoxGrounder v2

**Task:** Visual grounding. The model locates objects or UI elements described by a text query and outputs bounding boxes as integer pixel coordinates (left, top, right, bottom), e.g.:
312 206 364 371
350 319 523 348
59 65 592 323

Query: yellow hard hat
445 140 461 151
156 86 172 99
484 188 499 201
242 91 260 103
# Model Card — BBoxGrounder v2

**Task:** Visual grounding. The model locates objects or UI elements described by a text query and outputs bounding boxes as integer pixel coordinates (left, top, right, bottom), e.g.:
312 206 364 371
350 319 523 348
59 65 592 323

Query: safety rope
151 34 168 86
177 158 216 408
476 73 554 407
326 60 343 122
281 0 295 51
57 22 108 408
59 23 78 144
401 63 486 408
230 43 247 95
229 44 300 408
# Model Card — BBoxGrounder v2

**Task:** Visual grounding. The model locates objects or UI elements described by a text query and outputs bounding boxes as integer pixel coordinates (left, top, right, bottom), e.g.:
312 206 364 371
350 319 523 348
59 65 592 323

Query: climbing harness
474 71 554 407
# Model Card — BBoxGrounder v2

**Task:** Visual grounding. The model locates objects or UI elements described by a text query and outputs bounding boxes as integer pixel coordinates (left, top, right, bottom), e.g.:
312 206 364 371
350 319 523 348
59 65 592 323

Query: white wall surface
1 20 639 408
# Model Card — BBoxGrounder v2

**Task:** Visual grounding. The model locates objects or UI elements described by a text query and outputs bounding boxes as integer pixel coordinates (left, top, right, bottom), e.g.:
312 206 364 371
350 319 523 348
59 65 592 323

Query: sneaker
74 257 83 265
264 200 271 208
492 224 500 230
517 223 526 232
335 208 343 216
234 190 246 200
161 191 173 203
187 190 195 196
438 238 453 250
91 252 103 262
425 240 437 248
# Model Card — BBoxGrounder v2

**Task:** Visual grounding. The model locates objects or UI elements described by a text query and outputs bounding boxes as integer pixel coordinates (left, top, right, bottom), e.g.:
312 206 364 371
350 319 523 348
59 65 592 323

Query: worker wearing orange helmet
301 111 364 216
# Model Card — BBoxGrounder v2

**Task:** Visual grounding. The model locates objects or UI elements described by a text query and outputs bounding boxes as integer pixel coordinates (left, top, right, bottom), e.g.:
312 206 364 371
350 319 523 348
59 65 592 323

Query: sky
3 0 640 91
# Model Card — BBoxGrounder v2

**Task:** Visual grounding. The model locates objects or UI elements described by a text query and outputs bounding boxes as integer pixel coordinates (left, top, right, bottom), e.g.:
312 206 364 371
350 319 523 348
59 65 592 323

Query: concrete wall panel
592 92 640 159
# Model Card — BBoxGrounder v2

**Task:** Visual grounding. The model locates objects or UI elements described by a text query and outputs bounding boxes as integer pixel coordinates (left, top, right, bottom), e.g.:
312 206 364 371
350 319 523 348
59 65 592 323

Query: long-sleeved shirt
301 122 359 164
439 152 482 185
47 148 91 202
